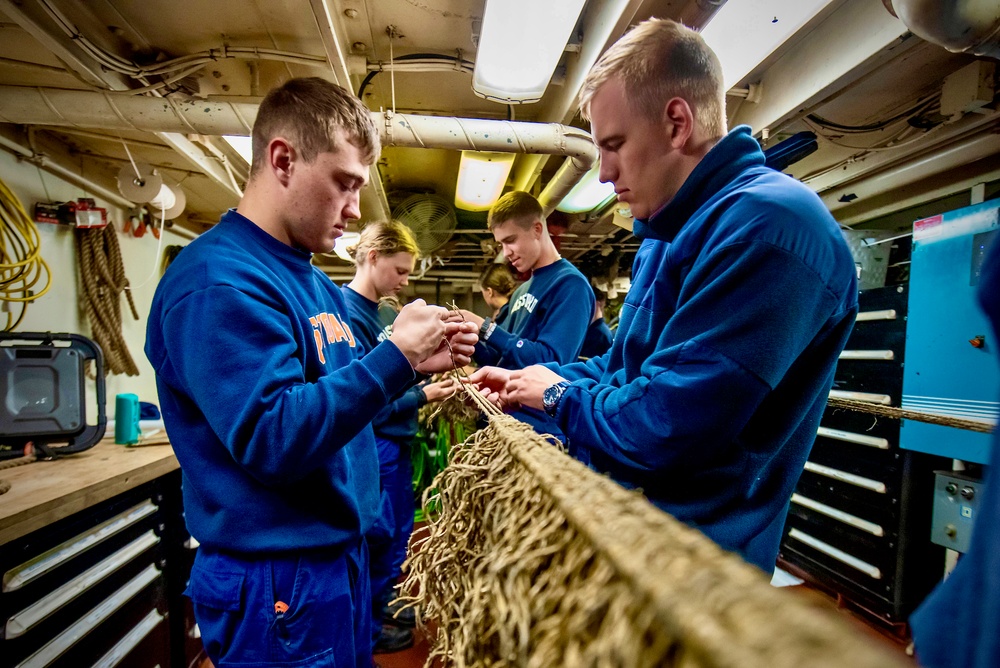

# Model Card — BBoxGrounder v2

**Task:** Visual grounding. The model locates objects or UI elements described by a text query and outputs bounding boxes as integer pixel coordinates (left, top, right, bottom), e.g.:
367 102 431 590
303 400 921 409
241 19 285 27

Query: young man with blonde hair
146 78 477 668
471 19 858 574
459 190 592 436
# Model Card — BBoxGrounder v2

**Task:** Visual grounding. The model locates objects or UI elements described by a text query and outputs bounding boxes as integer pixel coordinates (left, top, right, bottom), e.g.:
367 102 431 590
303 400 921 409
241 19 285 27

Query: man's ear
268 138 294 186
662 98 695 150
533 219 545 239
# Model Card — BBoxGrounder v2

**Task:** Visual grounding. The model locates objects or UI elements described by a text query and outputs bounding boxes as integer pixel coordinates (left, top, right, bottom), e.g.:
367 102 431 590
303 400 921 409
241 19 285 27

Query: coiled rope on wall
401 394 907 668
0 177 52 331
75 225 140 376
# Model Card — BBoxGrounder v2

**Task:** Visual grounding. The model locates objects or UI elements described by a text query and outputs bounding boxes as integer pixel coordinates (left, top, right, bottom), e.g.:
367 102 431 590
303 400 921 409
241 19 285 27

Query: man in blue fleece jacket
471 19 858 574
145 78 476 668
458 191 593 436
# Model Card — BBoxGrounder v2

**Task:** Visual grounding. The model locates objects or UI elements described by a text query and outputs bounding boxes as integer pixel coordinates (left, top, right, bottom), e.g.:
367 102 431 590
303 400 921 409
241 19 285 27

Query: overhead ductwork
887 0 1000 59
0 86 596 213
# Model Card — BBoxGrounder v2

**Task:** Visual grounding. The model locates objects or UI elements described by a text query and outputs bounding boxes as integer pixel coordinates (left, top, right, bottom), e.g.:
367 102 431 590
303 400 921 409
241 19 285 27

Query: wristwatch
542 381 571 417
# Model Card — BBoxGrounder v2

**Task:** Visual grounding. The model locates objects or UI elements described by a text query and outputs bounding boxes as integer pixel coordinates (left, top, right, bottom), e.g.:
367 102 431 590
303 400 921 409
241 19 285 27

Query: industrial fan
392 194 458 255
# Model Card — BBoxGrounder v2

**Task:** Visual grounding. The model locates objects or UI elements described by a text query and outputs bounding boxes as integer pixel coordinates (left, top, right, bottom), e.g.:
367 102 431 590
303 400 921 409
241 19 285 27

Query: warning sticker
913 214 943 240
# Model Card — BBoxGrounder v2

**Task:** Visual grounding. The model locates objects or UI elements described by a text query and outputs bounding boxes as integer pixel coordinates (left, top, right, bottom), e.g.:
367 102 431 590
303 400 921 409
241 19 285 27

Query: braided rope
828 397 995 434
401 397 906 668
0 452 39 495
75 226 139 376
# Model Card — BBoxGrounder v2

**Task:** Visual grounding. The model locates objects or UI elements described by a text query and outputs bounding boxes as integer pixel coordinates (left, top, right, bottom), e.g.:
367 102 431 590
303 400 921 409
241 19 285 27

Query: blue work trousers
185 540 370 667
368 436 416 642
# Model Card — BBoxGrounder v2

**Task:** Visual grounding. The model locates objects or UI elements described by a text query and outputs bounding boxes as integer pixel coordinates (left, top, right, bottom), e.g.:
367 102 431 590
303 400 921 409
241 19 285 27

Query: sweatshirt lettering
309 312 356 364
511 292 538 315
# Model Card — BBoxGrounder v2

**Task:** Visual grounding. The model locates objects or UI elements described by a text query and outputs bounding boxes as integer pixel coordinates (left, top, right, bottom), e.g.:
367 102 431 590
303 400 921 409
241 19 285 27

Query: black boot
382 600 416 628
373 624 414 654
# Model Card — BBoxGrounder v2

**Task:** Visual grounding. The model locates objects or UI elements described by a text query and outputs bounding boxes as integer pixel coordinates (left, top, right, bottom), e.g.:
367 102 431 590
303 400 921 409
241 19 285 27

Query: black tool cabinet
1 469 197 668
779 284 947 624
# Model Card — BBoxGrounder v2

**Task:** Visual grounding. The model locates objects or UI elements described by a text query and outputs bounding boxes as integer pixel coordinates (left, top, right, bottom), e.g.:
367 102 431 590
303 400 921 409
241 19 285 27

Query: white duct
379 112 597 214
822 130 1000 212
888 0 1000 58
0 86 595 212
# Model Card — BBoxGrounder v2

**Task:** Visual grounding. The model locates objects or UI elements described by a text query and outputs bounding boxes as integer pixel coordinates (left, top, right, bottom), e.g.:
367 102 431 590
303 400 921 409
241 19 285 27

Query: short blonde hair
579 18 726 140
251 77 380 176
347 220 420 264
488 191 544 232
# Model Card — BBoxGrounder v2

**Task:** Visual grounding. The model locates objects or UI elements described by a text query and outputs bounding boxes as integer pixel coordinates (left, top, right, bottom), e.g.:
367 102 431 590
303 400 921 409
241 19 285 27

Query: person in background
909 238 1000 668
579 286 613 359
457 191 593 437
145 77 477 668
479 262 517 322
342 220 457 655
469 18 857 574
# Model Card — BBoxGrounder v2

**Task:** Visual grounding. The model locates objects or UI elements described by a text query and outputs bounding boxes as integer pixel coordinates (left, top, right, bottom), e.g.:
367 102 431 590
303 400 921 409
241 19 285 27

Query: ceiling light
556 162 616 213
473 0 588 103
455 151 515 211
701 0 837 90
332 231 360 263
223 135 253 165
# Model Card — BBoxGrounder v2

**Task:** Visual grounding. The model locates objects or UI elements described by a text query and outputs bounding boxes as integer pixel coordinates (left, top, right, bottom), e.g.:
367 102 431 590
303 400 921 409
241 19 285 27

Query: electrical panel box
929 471 983 553
900 201 1000 464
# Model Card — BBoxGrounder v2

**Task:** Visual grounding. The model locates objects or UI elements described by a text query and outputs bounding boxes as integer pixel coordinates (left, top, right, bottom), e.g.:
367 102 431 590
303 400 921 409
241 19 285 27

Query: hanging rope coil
401 395 907 667
0 176 52 331
75 225 140 376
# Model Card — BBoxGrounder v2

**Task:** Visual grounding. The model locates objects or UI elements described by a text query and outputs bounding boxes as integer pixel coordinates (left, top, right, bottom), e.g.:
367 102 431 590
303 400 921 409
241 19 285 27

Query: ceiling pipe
0 133 136 209
0 86 597 214
887 0 1000 59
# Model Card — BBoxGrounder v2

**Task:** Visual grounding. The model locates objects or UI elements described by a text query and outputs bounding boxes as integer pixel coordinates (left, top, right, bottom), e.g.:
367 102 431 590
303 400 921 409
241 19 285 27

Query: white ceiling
0 0 997 289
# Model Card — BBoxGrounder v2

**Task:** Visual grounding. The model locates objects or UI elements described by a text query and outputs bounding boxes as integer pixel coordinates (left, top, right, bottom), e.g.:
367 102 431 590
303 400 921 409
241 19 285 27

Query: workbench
0 438 197 668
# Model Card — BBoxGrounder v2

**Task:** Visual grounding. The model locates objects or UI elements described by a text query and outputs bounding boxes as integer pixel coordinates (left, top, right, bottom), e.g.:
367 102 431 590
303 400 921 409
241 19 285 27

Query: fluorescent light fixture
222 135 253 165
332 231 360 263
701 0 837 90
455 151 515 211
556 162 616 213
473 0 588 103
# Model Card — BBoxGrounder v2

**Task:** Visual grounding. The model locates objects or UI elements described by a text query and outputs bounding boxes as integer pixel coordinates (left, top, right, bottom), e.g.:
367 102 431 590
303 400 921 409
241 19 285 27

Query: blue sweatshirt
545 126 858 572
342 286 424 442
145 210 415 554
910 234 1000 668
475 258 593 433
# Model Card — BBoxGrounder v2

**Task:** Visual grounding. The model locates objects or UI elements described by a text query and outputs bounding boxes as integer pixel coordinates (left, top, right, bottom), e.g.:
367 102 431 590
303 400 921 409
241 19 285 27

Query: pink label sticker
913 214 943 240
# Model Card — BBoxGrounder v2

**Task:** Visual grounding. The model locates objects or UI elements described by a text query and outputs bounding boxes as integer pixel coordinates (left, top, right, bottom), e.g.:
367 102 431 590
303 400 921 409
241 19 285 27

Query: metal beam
308 0 390 221
154 132 242 199
730 0 915 135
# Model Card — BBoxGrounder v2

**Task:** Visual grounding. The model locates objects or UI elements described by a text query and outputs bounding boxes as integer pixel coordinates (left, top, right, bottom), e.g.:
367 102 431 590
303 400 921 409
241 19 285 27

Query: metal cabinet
1 470 195 668
779 285 947 625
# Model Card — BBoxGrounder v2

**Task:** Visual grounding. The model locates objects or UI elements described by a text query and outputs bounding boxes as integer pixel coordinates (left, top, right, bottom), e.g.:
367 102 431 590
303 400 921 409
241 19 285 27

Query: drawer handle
5 531 160 639
817 427 890 450
829 390 892 405
791 494 885 536
4 501 157 593
15 564 160 668
803 462 887 493
91 609 164 668
838 349 895 361
788 528 882 579
855 309 897 322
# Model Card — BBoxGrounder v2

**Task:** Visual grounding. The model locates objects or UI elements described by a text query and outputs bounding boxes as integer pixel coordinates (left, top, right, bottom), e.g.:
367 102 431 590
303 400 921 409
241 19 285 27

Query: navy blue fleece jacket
546 126 858 572
146 210 415 554
342 286 424 442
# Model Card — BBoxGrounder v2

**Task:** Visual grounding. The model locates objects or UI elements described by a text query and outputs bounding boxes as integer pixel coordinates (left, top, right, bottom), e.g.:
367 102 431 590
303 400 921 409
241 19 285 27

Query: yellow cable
0 177 52 330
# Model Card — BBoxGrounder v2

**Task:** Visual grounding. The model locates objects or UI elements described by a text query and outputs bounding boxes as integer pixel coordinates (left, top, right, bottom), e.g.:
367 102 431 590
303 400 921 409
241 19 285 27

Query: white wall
0 149 190 420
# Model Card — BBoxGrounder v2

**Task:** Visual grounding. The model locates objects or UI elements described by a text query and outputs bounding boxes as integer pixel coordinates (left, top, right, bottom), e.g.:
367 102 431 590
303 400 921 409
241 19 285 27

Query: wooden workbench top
0 438 179 545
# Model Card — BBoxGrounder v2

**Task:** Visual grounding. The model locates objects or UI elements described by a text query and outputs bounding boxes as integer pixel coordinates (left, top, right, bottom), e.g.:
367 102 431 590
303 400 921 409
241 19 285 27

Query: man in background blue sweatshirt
457 191 593 436
470 19 858 574
146 78 476 668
